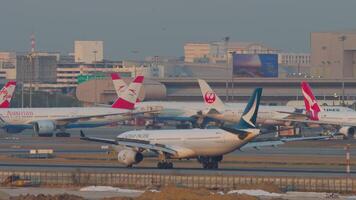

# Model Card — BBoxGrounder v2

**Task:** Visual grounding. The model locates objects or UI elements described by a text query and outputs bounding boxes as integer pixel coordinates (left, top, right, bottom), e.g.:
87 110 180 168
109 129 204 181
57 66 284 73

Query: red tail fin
301 81 321 120
111 76 144 110
0 81 16 108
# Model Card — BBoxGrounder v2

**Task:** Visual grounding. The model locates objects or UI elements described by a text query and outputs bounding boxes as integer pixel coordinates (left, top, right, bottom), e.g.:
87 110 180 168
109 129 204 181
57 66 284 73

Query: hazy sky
1 0 356 60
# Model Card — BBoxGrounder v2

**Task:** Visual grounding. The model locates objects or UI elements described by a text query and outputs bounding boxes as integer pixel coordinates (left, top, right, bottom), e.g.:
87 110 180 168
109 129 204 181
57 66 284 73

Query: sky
1 0 356 60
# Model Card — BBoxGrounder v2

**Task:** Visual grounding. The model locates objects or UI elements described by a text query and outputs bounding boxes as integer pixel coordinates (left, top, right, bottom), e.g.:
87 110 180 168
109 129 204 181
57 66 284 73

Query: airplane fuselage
119 128 260 159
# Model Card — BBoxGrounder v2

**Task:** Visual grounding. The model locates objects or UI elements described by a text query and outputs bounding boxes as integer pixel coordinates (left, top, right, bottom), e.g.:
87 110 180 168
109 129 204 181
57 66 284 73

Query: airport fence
0 170 355 193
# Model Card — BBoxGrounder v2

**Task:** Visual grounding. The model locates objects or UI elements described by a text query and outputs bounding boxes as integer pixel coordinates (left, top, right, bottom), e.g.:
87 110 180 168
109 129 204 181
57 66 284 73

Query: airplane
280 81 356 139
0 76 145 137
197 79 355 127
197 79 304 127
81 88 331 169
0 81 16 108
111 73 208 128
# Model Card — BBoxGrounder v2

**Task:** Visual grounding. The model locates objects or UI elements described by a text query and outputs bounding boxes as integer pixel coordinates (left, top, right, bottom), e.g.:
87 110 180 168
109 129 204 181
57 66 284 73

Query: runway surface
0 127 355 178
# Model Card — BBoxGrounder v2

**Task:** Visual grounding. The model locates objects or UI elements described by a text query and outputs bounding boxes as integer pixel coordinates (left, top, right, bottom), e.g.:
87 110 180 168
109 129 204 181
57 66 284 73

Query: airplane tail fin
301 81 321 120
111 76 144 110
221 88 262 139
0 81 16 108
197 79 225 111
111 73 128 97
235 88 262 129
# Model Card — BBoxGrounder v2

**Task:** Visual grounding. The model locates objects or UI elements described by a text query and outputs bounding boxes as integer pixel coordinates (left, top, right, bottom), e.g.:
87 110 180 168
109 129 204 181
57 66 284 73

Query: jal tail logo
301 82 320 120
204 91 216 104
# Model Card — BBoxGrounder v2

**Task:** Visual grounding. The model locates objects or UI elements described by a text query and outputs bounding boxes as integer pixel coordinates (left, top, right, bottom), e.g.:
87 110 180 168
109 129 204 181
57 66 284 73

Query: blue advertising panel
232 54 278 77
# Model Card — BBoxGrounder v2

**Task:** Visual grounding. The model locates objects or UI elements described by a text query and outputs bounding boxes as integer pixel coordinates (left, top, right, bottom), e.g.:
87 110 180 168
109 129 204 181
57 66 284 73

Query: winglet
0 81 16 108
111 76 144 110
301 81 321 120
80 130 85 138
197 79 225 111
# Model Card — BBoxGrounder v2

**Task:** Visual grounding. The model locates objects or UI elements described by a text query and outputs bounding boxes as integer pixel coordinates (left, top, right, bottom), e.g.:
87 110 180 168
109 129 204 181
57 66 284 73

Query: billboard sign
233 54 278 77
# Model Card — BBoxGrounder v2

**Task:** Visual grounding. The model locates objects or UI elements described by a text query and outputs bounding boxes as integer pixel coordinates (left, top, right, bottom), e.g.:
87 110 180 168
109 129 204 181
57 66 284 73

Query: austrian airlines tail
0 81 16 108
111 76 144 110
198 79 225 111
301 81 321 120
111 73 127 97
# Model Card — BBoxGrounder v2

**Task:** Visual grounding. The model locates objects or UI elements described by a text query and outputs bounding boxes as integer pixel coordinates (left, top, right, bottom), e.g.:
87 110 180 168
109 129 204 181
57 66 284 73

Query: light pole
93 50 97 106
224 36 230 102
339 35 347 105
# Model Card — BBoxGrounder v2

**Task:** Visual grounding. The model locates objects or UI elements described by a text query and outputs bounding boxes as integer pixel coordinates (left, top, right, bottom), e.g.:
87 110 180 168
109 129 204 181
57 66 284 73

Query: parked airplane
197 79 303 126
81 88 330 169
283 81 356 139
111 74 305 128
0 76 145 137
111 73 208 127
0 81 16 108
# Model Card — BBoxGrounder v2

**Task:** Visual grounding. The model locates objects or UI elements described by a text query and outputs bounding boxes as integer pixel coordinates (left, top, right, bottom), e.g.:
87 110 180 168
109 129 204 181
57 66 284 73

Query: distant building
74 41 103 63
184 43 211 63
184 41 278 64
278 53 311 67
0 52 17 80
311 31 356 78
16 53 57 83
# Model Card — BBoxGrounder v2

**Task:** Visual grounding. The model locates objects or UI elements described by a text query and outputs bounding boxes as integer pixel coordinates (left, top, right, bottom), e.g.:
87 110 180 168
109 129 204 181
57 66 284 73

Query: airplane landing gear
157 161 173 169
202 161 218 169
55 132 71 137
198 156 222 169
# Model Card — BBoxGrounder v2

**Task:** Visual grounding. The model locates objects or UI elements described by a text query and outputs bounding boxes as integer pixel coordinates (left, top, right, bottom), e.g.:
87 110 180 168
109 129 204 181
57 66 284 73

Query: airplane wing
241 135 331 150
278 118 356 127
28 110 159 126
80 131 177 155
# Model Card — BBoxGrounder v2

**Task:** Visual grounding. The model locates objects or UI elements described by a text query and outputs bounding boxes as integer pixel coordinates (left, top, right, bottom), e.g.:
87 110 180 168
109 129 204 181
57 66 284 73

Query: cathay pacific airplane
81 88 330 169
0 76 145 137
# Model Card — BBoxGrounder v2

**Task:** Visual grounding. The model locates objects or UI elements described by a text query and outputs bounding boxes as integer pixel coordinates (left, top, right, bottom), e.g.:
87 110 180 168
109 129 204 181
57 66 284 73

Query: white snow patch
227 189 281 197
149 189 160 193
80 186 144 194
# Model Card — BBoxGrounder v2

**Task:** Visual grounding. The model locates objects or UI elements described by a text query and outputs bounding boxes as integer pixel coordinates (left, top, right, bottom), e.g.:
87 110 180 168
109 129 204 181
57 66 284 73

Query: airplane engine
33 120 56 137
117 149 143 167
339 126 355 139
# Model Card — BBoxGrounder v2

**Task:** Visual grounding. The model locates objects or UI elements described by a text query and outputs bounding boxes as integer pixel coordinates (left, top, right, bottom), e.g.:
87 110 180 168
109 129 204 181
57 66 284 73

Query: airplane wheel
157 162 173 169
168 162 173 169
56 132 71 137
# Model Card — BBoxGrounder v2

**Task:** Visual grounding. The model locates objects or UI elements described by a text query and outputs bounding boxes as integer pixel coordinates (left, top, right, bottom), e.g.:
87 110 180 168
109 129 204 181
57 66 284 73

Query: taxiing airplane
81 88 330 169
0 81 16 108
0 76 145 137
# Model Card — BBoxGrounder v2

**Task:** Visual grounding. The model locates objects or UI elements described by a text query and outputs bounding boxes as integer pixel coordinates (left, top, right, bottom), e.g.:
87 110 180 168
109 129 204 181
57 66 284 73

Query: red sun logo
204 91 216 104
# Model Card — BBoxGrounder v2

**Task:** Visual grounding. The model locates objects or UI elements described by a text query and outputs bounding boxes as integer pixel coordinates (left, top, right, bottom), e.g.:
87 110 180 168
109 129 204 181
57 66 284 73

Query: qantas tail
111 73 128 97
111 76 144 110
197 79 225 111
0 81 16 108
301 81 321 120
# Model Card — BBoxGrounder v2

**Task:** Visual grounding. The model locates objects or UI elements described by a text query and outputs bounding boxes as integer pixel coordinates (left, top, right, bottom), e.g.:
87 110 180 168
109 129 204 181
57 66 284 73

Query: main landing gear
157 161 173 169
55 132 71 137
198 156 223 169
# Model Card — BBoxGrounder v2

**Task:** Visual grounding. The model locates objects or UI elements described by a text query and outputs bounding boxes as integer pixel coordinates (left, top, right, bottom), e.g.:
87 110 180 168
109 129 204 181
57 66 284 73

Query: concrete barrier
0 170 354 193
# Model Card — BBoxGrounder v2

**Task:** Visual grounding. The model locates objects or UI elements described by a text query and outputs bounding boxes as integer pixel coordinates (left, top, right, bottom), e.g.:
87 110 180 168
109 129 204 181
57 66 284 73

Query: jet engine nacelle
117 149 143 167
33 120 56 136
339 126 355 139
